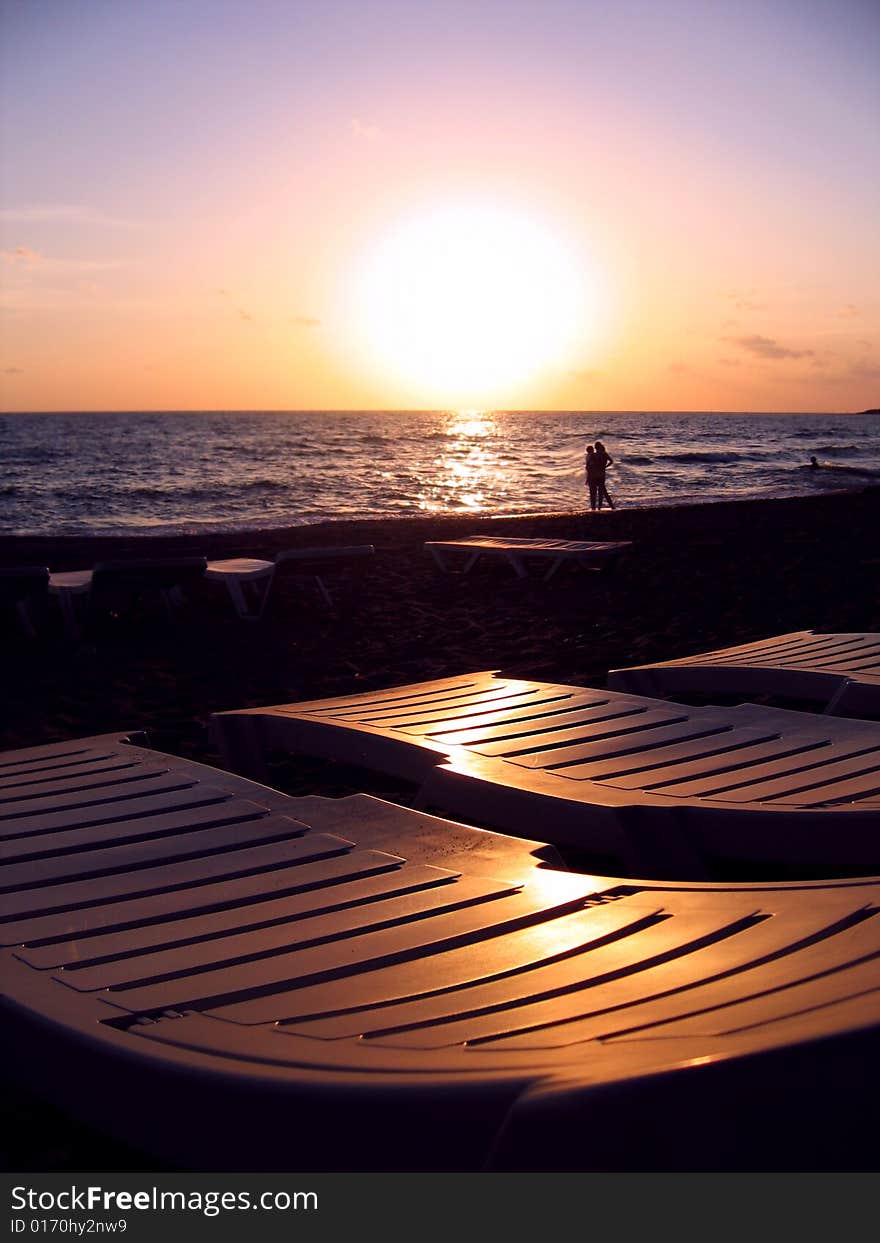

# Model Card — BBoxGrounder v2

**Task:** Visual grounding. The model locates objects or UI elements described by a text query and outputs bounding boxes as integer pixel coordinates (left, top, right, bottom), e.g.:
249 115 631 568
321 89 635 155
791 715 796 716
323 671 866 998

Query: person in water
809 455 820 469
593 440 615 509
585 444 600 509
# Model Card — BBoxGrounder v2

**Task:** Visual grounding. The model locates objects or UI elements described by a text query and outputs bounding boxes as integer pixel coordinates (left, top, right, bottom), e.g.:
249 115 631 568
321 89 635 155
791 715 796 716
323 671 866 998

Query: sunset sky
1 0 878 413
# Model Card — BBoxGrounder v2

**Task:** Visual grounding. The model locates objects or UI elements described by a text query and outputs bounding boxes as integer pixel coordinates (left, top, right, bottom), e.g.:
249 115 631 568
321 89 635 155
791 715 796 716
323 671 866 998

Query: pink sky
1 0 878 412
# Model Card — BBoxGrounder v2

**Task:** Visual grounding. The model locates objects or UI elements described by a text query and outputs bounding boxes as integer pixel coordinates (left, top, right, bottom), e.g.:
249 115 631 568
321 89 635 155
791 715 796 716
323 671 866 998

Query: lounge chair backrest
91 556 208 591
274 545 375 565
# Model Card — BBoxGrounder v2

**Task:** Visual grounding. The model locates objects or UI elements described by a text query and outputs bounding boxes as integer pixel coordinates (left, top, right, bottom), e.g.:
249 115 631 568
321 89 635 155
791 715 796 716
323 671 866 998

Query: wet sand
2 485 879 1170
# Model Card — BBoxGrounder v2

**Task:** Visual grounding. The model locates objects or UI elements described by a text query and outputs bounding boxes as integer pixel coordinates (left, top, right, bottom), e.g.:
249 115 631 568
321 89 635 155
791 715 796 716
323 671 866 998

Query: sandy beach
3 484 880 1171
3 485 879 763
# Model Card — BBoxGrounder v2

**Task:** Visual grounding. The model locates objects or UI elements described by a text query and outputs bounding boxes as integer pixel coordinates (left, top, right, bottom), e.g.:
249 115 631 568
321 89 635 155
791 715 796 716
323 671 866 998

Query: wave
656 451 742 464
790 463 880 483
816 463 880 477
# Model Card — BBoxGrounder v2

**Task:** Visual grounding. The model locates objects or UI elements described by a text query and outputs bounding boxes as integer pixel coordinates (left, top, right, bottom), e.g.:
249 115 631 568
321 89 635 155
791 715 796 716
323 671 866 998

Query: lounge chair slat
561 727 795 784
503 714 713 769
613 957 880 1045
486 914 880 1051
377 898 874 1050
348 907 775 1047
646 741 880 801
262 899 654 1031
432 701 666 745
0 789 266 861
105 881 565 1014
423 696 622 745
204 888 592 1026
0 815 313 920
0 806 299 891
330 686 569 729
0 832 356 946
51 867 478 990
0 780 229 838
0 747 134 783
0 758 170 801
18 855 438 968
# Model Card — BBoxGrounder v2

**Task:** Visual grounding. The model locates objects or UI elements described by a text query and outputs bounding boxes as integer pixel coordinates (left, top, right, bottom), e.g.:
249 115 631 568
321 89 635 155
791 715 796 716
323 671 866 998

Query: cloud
723 289 767 312
1 247 43 266
837 304 860 319
667 362 690 373
351 117 382 142
238 308 253 321
724 334 815 361
568 368 601 381
3 366 23 375
292 315 321 327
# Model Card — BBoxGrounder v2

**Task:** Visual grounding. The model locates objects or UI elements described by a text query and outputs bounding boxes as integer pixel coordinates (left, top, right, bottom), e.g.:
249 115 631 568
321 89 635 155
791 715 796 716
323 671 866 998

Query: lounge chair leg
160 586 185 617
54 592 81 640
15 599 38 639
314 574 333 607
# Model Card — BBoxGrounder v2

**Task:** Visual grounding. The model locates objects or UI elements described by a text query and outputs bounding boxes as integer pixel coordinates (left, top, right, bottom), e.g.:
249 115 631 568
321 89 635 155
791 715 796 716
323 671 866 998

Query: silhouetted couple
585 440 614 510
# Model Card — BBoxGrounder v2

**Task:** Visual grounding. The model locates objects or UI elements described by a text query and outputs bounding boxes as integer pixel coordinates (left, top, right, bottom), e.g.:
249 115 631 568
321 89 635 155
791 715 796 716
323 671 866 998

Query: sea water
1 409 878 537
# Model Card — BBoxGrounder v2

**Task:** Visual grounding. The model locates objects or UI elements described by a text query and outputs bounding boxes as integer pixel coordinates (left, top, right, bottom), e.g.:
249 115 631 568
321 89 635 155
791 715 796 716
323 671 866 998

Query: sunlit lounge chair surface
211 672 880 878
2 731 879 1171
608 630 880 718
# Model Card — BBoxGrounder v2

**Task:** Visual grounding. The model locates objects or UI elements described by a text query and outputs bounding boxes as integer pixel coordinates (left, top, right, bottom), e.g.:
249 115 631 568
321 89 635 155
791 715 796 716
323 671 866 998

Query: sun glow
352 203 589 404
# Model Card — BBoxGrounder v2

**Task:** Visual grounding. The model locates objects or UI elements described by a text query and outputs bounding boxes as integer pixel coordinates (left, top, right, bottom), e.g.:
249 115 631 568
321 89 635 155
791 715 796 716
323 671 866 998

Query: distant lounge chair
609 630 880 718
425 535 632 580
49 556 208 637
2 730 879 1172
206 544 375 618
0 565 49 638
211 672 880 878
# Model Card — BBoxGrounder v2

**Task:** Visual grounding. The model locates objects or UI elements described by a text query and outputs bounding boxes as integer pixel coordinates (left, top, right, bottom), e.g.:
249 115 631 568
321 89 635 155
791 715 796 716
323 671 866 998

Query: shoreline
2 484 878 569
2 485 879 763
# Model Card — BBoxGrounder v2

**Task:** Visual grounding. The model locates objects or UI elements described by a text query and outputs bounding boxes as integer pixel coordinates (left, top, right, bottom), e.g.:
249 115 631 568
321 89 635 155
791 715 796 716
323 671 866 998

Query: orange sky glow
1 1 878 414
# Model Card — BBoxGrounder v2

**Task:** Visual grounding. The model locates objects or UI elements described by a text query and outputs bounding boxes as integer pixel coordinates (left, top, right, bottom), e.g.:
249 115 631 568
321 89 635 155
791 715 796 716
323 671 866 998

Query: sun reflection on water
417 410 506 512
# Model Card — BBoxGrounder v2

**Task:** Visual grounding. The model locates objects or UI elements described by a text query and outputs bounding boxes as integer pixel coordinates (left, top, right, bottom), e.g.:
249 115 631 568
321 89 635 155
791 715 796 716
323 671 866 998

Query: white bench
425 535 632 580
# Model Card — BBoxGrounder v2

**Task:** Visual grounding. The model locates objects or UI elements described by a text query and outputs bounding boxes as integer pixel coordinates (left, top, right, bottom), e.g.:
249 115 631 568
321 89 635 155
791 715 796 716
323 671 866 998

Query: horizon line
1 407 875 417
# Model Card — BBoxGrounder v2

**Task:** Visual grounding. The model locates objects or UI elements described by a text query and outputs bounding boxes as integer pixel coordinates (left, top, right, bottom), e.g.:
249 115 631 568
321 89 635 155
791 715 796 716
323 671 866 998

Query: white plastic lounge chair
425 535 631 580
608 630 880 719
206 544 375 618
211 672 880 878
0 565 49 638
2 731 879 1171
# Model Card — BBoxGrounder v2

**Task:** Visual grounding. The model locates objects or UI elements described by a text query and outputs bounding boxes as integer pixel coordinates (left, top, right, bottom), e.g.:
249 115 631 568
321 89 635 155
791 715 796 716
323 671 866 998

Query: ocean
1 409 879 538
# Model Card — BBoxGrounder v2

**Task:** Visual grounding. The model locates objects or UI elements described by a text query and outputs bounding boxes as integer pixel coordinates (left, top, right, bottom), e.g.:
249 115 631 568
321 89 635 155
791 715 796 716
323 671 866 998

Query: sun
351 202 588 404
